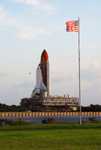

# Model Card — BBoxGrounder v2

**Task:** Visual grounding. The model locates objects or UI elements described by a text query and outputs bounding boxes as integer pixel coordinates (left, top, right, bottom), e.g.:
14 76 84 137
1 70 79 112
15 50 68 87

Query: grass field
0 123 101 150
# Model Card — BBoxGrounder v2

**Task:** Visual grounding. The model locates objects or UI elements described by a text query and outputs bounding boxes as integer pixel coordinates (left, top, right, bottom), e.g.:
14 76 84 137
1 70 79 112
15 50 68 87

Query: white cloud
0 5 52 40
16 26 51 40
15 0 40 6
0 5 17 27
0 6 7 19
14 0 55 14
17 27 35 40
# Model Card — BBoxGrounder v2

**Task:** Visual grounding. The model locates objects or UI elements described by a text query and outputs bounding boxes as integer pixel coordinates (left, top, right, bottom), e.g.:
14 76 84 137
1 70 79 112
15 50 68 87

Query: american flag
66 20 79 32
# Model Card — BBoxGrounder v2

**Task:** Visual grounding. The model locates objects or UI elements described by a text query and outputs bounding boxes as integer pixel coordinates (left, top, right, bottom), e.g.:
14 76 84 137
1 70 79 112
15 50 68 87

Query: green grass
0 123 101 150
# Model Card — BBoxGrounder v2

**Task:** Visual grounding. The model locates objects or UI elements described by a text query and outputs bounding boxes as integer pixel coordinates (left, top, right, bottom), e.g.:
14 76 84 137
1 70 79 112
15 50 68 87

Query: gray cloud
0 72 8 77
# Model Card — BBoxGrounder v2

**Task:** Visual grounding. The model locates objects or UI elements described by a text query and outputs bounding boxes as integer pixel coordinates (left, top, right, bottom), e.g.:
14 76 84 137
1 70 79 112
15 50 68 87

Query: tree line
0 102 101 112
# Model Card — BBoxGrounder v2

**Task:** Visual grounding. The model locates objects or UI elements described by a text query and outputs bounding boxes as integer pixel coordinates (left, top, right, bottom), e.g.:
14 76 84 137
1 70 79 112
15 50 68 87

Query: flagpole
78 17 82 125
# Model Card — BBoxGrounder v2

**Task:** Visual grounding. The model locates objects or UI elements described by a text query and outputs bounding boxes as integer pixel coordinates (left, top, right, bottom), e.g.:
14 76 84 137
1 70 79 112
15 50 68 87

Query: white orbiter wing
32 65 47 96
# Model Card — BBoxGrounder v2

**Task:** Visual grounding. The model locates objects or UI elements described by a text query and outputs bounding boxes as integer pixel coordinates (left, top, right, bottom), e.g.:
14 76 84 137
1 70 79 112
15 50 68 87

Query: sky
0 0 101 105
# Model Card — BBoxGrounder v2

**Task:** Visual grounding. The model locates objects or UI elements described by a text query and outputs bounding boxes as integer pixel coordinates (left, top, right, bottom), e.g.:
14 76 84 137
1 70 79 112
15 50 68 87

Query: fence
0 112 101 119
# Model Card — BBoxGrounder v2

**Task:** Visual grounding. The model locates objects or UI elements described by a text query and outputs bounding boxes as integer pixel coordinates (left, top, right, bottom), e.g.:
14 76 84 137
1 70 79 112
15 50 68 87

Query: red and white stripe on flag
66 20 79 32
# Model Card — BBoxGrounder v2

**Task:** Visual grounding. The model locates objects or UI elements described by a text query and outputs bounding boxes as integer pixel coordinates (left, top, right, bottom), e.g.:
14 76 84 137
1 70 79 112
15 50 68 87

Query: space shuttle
31 49 49 97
